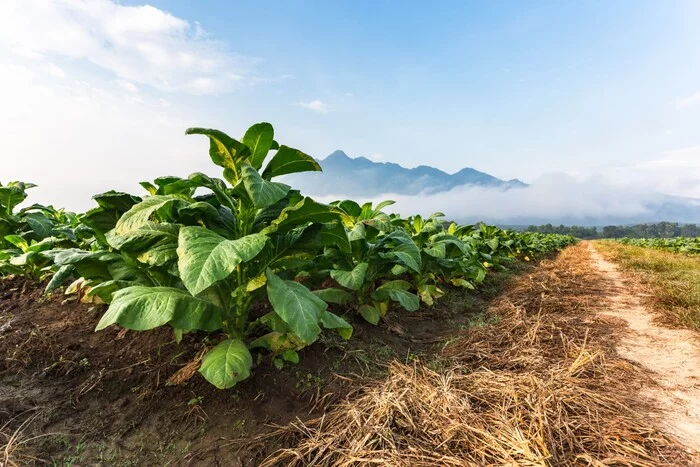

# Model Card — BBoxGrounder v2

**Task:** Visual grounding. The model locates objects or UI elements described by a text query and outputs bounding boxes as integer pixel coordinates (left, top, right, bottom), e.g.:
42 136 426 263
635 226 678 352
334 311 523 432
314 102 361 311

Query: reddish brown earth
0 271 510 466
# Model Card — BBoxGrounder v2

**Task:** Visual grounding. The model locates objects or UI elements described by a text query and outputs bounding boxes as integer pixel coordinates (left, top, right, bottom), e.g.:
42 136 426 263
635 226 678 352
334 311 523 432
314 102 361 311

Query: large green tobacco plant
92 123 352 388
316 200 422 325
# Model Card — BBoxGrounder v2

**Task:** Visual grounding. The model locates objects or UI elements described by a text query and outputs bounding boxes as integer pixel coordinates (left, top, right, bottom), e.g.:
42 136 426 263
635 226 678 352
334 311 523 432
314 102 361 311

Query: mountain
283 150 526 197
282 151 700 225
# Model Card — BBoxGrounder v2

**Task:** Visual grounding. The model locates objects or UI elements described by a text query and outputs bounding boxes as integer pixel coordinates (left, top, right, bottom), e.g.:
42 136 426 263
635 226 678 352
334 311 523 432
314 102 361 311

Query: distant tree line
524 222 700 239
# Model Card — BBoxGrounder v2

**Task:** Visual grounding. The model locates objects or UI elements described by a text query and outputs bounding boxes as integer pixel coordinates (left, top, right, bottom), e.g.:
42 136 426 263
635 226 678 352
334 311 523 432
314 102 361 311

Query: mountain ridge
284 150 526 197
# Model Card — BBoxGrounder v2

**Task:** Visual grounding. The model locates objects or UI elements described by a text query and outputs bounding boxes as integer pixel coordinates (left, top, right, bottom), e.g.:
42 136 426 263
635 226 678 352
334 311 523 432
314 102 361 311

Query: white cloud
0 0 256 93
0 61 212 211
676 92 700 109
116 79 139 93
604 146 700 199
296 100 329 113
47 63 66 78
308 173 700 225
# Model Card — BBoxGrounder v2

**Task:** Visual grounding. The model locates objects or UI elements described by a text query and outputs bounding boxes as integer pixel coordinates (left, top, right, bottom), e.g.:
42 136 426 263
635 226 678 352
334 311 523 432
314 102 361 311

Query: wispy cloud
0 59 208 211
307 174 700 225
0 0 256 93
116 79 139 93
676 92 700 109
295 100 329 113
46 63 65 79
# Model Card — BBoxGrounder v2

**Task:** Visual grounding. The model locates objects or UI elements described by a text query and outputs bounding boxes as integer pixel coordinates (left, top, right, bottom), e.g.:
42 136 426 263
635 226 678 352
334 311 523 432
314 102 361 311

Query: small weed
295 371 323 390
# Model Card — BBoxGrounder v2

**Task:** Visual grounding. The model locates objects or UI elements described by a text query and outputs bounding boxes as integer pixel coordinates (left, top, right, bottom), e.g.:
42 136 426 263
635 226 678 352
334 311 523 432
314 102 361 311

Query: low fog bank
311 173 700 226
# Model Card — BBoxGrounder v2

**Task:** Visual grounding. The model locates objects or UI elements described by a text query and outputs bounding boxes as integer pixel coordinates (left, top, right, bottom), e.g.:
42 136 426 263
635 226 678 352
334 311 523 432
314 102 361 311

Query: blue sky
133 0 700 175
1 0 699 213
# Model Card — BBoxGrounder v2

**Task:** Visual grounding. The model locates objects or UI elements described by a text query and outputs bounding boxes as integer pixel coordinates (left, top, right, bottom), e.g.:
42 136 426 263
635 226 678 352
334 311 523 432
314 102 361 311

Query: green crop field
0 123 575 389
616 237 700 255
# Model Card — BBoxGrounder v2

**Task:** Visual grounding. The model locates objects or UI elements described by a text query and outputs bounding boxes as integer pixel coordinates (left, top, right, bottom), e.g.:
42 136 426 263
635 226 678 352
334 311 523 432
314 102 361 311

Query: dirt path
588 242 700 455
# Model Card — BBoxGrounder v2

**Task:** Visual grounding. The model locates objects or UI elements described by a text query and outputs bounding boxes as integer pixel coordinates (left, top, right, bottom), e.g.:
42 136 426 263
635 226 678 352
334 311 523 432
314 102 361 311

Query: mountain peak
324 150 351 161
284 150 528 198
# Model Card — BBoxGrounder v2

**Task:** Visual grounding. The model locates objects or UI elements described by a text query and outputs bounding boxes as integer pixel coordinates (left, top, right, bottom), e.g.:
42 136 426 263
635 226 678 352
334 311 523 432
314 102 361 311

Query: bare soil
0 266 518 466
589 242 700 454
3 243 700 466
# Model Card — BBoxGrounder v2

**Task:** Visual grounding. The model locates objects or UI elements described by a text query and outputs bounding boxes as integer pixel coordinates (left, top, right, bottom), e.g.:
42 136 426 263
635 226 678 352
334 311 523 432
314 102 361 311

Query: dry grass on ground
595 240 700 332
262 243 690 466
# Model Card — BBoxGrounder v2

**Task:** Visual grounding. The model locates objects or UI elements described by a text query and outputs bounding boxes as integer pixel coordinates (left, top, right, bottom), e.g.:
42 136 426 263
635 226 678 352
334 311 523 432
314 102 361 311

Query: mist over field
306 172 700 226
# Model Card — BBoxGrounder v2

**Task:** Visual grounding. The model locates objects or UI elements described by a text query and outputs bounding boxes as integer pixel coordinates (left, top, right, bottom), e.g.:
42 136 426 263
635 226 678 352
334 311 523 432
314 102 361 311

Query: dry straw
262 244 690 466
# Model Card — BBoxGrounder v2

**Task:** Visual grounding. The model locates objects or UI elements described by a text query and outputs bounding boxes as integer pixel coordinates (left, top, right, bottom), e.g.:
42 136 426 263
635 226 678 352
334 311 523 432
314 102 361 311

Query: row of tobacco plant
0 123 576 388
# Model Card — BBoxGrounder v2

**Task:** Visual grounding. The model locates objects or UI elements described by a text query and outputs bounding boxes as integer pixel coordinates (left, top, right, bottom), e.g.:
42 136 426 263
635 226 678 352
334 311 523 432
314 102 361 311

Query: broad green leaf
281 349 299 364
312 288 354 305
330 262 368 291
424 243 447 258
87 280 140 303
261 145 321 179
386 243 422 273
320 311 353 339
266 269 327 343
249 331 304 352
45 265 74 293
264 197 339 234
199 339 252 389
359 304 380 325
348 223 365 241
96 286 222 332
107 261 149 282
9 251 35 267
93 190 142 211
138 240 178 267
26 237 57 253
44 249 115 280
254 225 321 273
178 227 267 295
320 221 351 253
115 195 187 234
186 128 249 172
373 280 420 312
80 208 121 236
241 163 290 209
359 202 374 219
363 213 393 232
140 181 158 195
374 200 396 212
0 184 31 212
153 176 193 195
4 235 28 252
252 189 303 229
241 122 274 170
486 238 499 251
107 222 179 252
24 212 53 238
178 201 227 226
335 200 362 217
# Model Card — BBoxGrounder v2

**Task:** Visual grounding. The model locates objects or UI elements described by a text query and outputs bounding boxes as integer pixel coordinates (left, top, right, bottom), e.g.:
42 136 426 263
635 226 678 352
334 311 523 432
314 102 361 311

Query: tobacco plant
315 200 422 325
90 123 352 388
